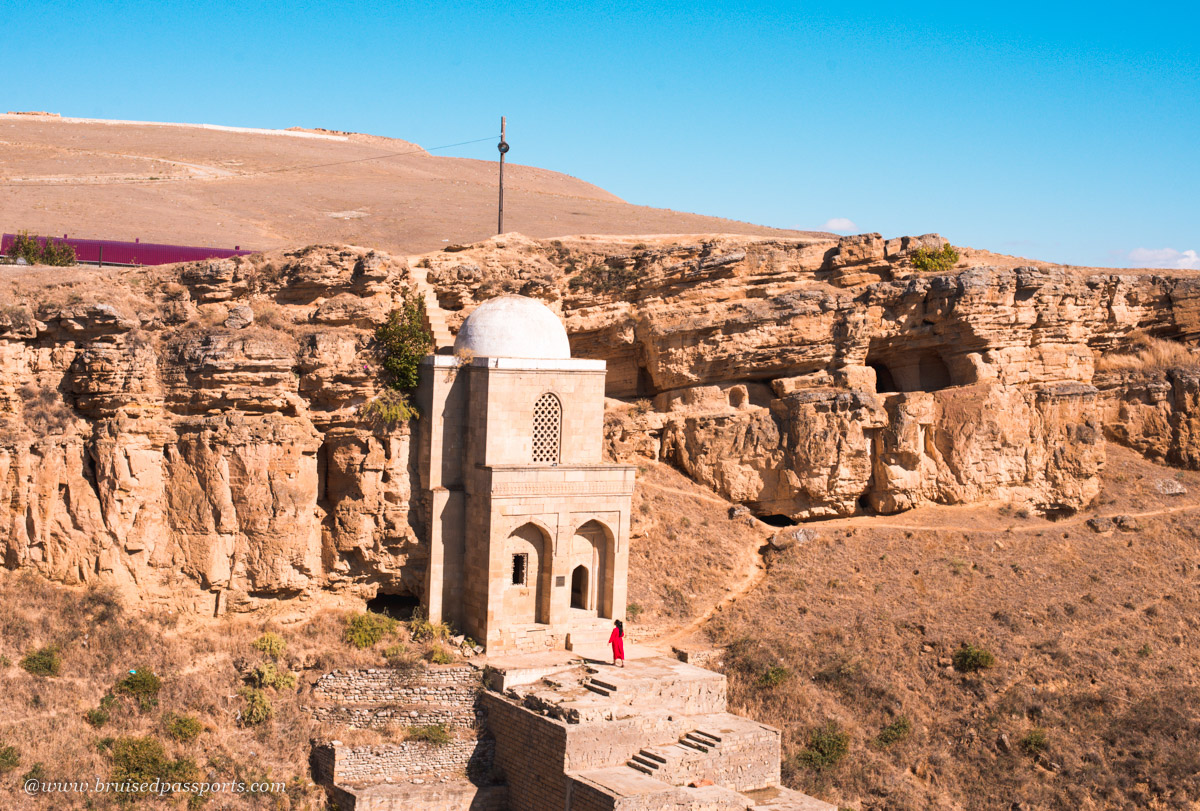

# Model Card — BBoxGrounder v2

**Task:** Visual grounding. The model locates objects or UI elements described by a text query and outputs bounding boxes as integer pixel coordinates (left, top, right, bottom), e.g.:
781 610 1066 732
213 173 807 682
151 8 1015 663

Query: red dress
608 627 625 660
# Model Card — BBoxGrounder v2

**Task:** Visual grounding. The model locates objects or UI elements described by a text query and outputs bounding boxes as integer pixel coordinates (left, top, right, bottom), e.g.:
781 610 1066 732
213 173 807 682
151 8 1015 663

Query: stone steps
406 263 455 353
626 725 723 774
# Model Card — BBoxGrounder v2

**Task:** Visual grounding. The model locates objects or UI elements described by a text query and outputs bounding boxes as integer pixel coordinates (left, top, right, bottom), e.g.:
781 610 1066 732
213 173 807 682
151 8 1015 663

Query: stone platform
483 656 835 810
316 655 834 810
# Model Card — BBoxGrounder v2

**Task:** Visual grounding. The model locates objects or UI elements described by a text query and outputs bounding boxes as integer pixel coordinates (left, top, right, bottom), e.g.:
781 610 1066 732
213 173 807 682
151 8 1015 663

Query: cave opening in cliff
758 514 797 527
868 361 898 393
366 591 420 621
866 343 955 393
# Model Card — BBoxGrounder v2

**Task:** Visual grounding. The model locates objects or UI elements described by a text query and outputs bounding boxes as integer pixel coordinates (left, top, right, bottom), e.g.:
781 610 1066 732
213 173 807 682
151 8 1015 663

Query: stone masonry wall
309 665 482 729
481 693 571 811
332 783 509 811
313 738 495 785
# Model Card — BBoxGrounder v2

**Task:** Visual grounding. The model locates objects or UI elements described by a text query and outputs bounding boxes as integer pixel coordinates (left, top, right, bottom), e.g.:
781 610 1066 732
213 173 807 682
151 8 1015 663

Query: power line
0 135 497 188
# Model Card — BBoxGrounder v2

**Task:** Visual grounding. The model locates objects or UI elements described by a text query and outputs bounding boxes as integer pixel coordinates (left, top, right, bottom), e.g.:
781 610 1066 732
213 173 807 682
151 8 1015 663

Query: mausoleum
416 296 635 653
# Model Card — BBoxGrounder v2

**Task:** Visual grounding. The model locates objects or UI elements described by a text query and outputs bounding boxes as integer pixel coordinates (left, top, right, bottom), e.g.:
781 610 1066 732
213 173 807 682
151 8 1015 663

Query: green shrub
20 646 61 677
164 712 203 743
427 645 454 665
909 243 960 273
251 631 286 660
5 231 76 266
626 603 643 622
108 736 198 796
796 721 850 772
0 744 19 773
0 655 10 668
345 611 399 649
245 661 297 691
362 389 419 425
21 762 46 785
375 296 432 392
758 665 791 687
407 610 451 643
405 724 451 745
875 716 912 747
85 708 110 728
1020 727 1049 756
952 643 996 673
115 668 162 711
238 687 273 726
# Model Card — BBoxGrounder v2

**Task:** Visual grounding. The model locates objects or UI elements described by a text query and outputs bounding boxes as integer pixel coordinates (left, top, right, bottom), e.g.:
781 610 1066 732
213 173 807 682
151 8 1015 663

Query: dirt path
811 500 1200 535
636 479 734 508
637 478 774 650
639 480 1200 652
652 542 768 650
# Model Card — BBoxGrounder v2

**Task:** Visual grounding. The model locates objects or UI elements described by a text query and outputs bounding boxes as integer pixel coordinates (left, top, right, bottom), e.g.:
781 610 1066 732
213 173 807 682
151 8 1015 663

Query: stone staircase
627 729 721 774
583 675 618 697
621 715 778 791
406 261 454 352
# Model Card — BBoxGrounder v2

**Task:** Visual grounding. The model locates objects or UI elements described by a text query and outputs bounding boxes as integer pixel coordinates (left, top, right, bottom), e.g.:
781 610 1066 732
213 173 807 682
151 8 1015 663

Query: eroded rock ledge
1 234 1197 608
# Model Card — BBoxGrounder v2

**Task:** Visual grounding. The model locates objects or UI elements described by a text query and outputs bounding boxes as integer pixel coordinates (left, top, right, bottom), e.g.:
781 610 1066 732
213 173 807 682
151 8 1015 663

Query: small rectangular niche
511 553 528 586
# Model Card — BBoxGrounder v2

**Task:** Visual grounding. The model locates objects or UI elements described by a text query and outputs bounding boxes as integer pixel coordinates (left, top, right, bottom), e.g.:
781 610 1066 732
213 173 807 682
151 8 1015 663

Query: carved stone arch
503 521 551 624
569 519 616 618
503 515 556 543
568 515 618 552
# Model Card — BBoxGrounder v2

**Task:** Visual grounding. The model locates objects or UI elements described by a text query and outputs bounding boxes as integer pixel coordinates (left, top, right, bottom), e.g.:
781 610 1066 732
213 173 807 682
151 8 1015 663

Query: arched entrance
569 520 613 618
503 523 549 624
570 565 589 609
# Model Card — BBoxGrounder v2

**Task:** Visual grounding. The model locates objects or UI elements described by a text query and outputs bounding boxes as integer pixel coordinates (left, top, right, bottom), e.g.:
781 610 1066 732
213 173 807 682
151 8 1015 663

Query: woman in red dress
608 619 625 667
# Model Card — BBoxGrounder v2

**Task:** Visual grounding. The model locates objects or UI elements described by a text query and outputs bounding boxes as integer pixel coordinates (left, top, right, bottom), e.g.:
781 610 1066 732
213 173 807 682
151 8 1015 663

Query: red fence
1 233 255 266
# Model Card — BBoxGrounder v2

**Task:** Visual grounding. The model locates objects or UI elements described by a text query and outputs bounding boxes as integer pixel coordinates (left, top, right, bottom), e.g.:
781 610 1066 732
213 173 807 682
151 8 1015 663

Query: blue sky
3 0 1197 268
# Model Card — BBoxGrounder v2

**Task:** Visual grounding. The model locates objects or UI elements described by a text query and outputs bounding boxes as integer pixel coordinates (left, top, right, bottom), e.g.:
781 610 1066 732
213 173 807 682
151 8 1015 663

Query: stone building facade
417 296 635 653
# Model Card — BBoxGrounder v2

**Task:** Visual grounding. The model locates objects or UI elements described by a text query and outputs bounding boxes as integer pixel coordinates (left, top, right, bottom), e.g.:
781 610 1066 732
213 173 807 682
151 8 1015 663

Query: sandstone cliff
421 233 1200 520
0 246 423 612
2 234 1198 608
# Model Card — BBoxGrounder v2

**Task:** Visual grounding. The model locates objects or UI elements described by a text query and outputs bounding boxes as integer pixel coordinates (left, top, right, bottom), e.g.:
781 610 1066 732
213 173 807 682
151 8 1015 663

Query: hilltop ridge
0 113 824 255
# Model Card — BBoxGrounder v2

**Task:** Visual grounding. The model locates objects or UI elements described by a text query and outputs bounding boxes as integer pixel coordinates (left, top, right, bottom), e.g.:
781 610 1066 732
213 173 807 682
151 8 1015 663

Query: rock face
3 233 1199 609
0 246 424 611
423 234 1200 521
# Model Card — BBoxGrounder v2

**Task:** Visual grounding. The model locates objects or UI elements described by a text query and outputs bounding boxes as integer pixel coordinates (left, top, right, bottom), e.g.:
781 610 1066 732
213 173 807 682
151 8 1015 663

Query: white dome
453 295 571 360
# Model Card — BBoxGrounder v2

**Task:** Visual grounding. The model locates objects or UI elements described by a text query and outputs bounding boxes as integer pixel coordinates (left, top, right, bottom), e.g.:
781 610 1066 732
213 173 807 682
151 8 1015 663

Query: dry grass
0 572 450 809
17 383 75 434
1095 334 1200 372
626 460 766 639
703 446 1200 810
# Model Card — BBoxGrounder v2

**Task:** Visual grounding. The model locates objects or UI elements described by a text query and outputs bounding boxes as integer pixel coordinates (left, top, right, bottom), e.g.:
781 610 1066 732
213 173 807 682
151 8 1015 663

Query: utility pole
497 116 509 234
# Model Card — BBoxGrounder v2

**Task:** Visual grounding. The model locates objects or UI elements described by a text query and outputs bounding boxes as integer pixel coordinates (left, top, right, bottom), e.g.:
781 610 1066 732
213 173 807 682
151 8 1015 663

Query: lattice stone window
512 553 528 586
531 392 561 464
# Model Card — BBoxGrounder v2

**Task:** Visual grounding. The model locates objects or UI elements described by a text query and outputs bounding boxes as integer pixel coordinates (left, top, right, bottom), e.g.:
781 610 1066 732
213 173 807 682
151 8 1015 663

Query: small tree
375 295 432 392
6 232 76 266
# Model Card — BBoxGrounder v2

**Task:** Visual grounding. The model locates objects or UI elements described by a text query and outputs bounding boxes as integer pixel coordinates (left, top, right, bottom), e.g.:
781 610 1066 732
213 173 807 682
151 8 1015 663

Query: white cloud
1127 247 1200 270
820 217 858 233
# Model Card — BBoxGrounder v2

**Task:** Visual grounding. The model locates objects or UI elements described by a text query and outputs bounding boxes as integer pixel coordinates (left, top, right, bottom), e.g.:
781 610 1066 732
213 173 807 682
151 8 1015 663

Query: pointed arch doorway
570 565 589 609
